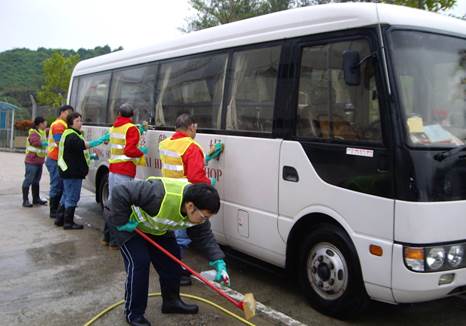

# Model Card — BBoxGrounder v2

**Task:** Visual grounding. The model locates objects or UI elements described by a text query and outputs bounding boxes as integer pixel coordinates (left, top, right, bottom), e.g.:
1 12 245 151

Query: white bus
68 3 466 318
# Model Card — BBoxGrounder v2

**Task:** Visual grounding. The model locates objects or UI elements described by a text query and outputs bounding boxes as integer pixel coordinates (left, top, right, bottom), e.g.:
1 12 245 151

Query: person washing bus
102 103 148 248
106 177 222 326
159 113 227 286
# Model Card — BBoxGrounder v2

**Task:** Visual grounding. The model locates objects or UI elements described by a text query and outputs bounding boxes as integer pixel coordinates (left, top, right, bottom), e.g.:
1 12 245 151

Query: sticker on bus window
346 147 374 158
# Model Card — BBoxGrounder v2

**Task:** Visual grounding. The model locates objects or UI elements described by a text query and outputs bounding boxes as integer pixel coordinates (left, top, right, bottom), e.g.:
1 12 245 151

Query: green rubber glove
116 220 139 232
88 132 110 148
139 146 149 155
209 177 217 186
136 124 147 135
205 143 224 163
209 259 230 286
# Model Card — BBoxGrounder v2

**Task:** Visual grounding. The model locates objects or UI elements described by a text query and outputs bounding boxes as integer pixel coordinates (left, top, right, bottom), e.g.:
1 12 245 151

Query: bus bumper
392 244 466 303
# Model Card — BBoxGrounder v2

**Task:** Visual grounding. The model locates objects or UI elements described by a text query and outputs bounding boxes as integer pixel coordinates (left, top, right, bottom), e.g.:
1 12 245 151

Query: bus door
278 34 396 296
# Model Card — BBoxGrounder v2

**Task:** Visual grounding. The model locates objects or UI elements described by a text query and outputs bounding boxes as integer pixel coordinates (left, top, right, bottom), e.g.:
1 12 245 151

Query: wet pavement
1 151 466 326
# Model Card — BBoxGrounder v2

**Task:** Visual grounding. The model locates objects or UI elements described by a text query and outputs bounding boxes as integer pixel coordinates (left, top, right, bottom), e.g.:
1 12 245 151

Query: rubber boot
54 204 65 226
22 187 33 207
63 207 83 230
49 194 61 218
161 282 198 314
32 185 47 205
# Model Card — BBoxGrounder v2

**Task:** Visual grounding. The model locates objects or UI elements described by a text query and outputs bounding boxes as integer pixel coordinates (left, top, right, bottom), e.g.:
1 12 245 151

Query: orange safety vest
47 119 67 160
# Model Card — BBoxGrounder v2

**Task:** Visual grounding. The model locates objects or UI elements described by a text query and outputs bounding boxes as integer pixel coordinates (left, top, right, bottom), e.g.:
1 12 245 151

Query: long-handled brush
135 228 256 320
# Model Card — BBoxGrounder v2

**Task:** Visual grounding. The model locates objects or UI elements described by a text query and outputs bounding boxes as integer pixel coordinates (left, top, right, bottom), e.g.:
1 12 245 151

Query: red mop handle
134 228 243 310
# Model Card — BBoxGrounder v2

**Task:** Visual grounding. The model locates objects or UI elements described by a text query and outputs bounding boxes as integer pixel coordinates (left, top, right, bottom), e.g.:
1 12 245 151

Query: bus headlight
404 242 466 272
447 245 464 268
426 247 445 271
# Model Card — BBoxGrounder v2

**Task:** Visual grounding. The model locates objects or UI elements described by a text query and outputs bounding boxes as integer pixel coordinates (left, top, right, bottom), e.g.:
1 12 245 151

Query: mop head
242 293 256 320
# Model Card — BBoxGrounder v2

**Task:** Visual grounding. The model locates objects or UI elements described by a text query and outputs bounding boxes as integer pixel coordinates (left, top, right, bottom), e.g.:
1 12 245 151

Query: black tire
98 173 109 210
298 223 368 319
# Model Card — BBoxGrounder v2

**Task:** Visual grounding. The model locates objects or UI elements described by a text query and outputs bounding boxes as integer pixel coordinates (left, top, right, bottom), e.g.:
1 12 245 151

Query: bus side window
76 73 111 125
154 53 227 129
108 64 157 125
226 46 281 133
296 39 382 143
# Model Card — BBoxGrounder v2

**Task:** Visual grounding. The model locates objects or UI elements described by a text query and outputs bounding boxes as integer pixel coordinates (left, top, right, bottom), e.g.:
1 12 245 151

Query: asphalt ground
1 151 466 326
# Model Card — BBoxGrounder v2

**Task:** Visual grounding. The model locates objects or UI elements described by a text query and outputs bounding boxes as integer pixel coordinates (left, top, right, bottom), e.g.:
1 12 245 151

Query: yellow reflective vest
159 137 203 179
108 123 145 166
26 128 47 158
130 177 193 235
57 128 90 172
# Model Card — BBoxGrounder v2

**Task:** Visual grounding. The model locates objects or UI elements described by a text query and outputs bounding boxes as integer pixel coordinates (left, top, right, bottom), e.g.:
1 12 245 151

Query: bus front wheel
298 223 368 319
98 173 109 210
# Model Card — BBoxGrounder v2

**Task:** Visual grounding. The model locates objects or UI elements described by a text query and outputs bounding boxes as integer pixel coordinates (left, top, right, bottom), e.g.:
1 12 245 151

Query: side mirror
343 50 361 86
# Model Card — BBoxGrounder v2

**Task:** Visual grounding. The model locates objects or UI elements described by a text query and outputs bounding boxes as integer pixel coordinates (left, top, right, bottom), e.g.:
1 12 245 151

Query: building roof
0 102 19 111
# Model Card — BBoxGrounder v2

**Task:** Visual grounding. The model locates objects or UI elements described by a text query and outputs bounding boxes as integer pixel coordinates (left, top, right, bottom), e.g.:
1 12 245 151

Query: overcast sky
0 0 465 53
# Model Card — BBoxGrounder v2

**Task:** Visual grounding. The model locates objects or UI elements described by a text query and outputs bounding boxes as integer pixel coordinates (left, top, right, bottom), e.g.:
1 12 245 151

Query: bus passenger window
296 40 382 143
226 46 281 133
154 54 227 129
76 73 111 125
108 64 157 125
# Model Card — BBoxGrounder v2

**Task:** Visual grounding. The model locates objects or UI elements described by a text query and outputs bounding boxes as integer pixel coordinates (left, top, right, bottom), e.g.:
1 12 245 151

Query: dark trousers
120 233 181 321
22 163 43 188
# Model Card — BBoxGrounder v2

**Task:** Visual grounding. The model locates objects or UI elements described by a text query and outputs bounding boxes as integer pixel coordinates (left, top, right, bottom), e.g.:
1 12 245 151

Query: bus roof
72 3 466 76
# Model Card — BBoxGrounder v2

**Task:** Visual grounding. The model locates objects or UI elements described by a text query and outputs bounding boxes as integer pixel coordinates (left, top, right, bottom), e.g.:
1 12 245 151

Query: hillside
0 46 121 114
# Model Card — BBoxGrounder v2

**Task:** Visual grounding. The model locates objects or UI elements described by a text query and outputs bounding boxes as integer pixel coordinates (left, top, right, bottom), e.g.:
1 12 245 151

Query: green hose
83 292 256 326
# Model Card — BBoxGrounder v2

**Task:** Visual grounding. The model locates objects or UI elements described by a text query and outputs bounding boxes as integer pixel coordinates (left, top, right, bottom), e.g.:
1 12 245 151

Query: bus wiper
434 145 466 161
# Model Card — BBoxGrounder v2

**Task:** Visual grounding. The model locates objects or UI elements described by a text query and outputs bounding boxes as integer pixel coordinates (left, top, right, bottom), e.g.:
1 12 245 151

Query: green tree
37 52 80 107
184 0 312 31
341 0 457 12
184 0 458 31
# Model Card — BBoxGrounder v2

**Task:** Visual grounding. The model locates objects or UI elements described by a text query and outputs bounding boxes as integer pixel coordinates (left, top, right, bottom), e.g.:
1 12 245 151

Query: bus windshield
390 30 466 148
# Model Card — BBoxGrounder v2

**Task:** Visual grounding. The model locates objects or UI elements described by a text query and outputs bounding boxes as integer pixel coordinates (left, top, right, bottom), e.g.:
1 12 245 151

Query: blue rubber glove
205 143 224 163
209 259 230 286
88 132 110 148
41 141 48 147
89 153 99 160
116 220 139 232
209 177 217 186
139 146 149 155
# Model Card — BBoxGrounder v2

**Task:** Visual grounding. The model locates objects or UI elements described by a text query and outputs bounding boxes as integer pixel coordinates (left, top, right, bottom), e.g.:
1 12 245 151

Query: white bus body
69 3 466 318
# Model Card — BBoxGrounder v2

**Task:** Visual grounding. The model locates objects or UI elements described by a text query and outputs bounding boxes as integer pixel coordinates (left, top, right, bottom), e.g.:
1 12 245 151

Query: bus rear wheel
298 223 368 319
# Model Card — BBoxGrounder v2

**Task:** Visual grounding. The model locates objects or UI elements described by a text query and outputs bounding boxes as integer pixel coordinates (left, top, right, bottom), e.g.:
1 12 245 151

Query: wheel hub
307 242 348 300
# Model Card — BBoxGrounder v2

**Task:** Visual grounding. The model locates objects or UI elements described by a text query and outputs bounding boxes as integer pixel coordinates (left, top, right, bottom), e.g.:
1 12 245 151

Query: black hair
175 113 196 130
59 105 74 114
183 183 220 214
118 103 134 118
33 116 45 127
66 112 82 128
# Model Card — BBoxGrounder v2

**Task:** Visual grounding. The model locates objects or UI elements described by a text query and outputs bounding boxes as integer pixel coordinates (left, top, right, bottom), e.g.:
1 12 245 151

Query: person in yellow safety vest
106 177 222 326
102 103 148 248
159 113 228 287
45 105 74 219
22 116 48 207
54 112 90 230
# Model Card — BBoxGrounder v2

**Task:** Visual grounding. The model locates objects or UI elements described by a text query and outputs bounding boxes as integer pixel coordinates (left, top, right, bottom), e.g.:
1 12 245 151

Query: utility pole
30 94 37 119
